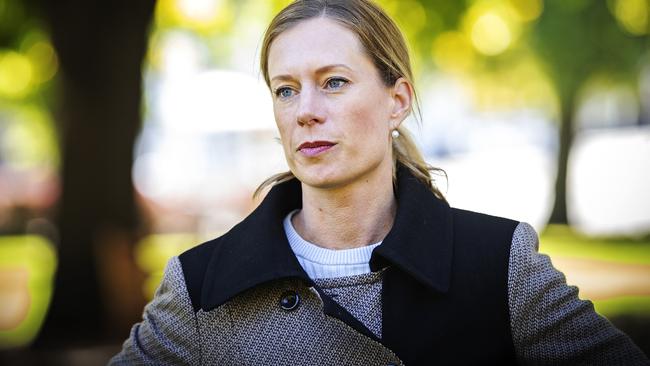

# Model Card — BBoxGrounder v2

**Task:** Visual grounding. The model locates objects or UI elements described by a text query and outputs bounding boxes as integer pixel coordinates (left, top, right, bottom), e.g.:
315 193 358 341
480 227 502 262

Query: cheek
274 107 293 142
348 96 390 139
345 94 392 160
274 107 301 167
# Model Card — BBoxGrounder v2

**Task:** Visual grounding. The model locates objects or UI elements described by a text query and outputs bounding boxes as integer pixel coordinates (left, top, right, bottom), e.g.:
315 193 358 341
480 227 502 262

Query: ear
389 77 413 130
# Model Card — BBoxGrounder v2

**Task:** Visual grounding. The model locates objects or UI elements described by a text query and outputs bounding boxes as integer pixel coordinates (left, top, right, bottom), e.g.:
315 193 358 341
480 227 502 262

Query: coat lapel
370 165 454 293
200 164 454 312
200 178 311 311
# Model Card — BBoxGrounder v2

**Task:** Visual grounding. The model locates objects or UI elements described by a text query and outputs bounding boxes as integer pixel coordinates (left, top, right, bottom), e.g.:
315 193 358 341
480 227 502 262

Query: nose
296 87 324 126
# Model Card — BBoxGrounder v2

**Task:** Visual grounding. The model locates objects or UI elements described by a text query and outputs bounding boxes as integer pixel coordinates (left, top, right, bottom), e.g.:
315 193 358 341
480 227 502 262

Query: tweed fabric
314 271 383 338
508 222 649 365
112 259 402 365
111 223 649 365
109 257 201 365
199 277 402 365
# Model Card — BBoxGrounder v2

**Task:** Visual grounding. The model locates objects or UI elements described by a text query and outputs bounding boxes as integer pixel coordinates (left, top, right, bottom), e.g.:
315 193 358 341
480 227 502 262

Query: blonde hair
256 0 446 201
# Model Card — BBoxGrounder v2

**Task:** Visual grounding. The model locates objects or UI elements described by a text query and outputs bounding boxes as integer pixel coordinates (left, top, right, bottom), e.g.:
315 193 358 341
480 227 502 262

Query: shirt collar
200 164 454 311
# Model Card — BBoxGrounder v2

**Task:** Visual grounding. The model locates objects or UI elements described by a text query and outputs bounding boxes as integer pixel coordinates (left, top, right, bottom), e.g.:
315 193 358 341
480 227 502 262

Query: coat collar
200 164 454 311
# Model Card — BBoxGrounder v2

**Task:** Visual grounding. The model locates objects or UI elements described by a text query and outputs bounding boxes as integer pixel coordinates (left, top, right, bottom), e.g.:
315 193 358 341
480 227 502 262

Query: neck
292 163 397 250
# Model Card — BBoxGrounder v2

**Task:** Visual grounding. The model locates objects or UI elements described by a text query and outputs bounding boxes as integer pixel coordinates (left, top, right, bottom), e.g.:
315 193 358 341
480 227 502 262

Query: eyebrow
270 64 353 83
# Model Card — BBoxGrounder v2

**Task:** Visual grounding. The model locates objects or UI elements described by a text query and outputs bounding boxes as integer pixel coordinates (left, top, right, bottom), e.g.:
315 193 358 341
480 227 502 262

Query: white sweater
283 209 381 279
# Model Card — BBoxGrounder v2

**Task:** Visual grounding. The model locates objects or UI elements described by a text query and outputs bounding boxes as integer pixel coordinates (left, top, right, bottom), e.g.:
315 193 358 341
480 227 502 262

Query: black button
279 290 300 311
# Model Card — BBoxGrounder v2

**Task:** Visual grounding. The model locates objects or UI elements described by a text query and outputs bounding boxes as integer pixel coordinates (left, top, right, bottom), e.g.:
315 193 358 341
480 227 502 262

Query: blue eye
325 78 348 90
275 87 295 99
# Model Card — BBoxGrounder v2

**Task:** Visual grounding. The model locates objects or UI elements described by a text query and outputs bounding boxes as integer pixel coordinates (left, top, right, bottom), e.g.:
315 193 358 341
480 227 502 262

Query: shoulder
448 206 538 259
443 208 524 286
450 207 521 247
451 207 519 229
110 255 201 364
178 236 224 311
505 224 650 364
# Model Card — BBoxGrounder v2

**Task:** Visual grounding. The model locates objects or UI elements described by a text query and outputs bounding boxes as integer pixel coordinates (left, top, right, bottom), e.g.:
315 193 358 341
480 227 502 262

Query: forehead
268 17 374 79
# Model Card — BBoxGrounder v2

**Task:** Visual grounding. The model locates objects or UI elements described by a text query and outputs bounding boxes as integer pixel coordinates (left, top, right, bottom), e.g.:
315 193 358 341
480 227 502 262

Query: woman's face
267 17 406 190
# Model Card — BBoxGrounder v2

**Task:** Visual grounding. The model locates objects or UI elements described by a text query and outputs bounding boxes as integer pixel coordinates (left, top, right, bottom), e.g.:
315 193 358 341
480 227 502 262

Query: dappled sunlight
177 0 225 24
431 31 476 74
470 12 513 56
462 1 522 57
0 235 56 348
1 105 59 170
470 56 558 112
155 0 235 34
508 0 543 23
610 0 649 36
0 31 57 100
0 52 33 99
135 233 202 299
24 41 58 84
380 0 427 36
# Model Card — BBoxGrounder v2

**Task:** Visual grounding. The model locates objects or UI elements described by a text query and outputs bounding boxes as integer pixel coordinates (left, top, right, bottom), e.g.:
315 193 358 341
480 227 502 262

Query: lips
297 140 336 157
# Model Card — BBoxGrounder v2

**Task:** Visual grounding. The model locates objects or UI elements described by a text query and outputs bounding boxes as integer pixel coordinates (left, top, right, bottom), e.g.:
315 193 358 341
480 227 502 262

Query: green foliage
531 0 648 100
0 0 27 48
0 105 59 168
135 233 202 299
378 0 466 75
594 296 650 318
540 225 650 265
0 0 59 169
0 235 56 348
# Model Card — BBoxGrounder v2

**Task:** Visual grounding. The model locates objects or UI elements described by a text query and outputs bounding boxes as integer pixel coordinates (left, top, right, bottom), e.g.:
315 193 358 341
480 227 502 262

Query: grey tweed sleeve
109 256 201 365
508 222 649 365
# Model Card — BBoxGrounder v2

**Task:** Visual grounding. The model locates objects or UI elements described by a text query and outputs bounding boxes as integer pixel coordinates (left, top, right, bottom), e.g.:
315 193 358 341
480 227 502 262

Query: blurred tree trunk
529 1 647 226
34 0 156 347
549 96 575 224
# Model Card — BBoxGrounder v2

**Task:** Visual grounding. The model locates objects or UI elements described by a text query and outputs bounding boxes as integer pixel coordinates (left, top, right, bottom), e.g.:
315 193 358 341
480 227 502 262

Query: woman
111 0 649 365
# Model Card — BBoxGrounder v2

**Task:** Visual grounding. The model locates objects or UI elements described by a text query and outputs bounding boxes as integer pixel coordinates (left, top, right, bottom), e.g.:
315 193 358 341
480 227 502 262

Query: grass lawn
540 225 650 318
540 224 650 265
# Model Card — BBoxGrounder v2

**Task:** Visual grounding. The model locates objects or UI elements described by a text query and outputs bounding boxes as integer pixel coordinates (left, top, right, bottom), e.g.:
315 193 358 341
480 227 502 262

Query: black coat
181 165 519 365
111 164 649 365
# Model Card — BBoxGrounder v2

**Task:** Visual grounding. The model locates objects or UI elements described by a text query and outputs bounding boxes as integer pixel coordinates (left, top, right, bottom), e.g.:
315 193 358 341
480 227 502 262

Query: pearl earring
391 130 400 138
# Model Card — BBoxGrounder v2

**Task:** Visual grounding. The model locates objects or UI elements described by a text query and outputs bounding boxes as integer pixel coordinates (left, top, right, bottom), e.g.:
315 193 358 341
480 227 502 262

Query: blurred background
0 0 648 364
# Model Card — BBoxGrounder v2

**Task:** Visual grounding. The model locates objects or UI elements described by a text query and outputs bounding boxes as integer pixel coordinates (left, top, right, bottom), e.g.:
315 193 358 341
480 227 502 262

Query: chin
292 164 349 189
296 171 342 189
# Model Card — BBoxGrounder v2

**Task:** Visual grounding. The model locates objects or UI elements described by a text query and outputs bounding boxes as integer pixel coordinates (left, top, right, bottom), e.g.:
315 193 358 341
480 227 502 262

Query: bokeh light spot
0 52 34 99
470 12 512 56
612 0 649 36
432 31 475 73
0 235 56 348
398 0 427 33
508 0 543 22
1 106 59 169
155 0 232 33
177 0 223 24
26 41 58 84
